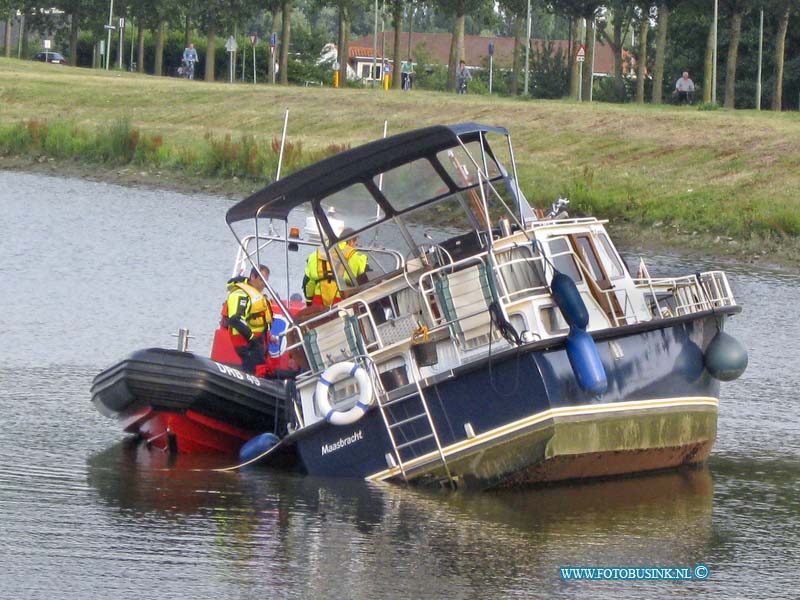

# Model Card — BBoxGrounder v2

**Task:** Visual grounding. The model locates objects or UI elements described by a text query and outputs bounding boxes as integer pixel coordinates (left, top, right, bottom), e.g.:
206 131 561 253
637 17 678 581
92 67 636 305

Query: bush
288 59 333 87
528 41 569 99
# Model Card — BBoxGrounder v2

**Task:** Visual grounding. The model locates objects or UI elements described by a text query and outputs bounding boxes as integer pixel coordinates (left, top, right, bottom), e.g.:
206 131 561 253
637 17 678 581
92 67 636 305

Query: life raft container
315 361 374 425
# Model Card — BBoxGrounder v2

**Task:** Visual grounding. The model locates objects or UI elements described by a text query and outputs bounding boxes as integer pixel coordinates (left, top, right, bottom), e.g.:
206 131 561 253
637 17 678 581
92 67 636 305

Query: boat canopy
225 123 511 228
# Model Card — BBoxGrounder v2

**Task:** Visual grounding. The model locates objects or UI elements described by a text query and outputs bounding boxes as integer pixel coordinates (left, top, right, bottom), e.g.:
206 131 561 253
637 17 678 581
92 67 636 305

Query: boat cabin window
547 238 582 283
576 236 604 281
320 184 380 238
495 245 547 300
595 232 626 280
376 159 445 213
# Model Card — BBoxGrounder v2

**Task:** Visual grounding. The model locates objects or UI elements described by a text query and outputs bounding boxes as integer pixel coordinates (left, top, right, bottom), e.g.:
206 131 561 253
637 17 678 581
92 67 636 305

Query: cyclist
401 60 414 91
456 60 471 94
182 43 198 80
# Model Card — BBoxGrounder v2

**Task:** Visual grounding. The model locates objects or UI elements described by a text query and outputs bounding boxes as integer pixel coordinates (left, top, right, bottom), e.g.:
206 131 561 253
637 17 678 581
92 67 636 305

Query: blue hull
291 311 726 489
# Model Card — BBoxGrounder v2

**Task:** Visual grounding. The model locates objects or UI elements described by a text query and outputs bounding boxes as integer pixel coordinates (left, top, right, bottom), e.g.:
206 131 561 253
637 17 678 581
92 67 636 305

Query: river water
0 171 797 599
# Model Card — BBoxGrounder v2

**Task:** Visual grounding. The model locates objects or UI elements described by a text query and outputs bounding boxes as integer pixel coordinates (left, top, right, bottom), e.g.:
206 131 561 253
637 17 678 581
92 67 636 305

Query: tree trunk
205 27 216 81
184 15 191 47
652 2 669 104
270 8 281 37
612 17 625 102
723 7 742 109
703 20 713 103
137 24 145 73
19 15 27 59
447 13 466 91
569 17 582 100
511 15 522 96
582 18 594 102
69 11 79 67
391 7 403 89
154 18 166 76
772 3 790 112
635 16 648 103
3 18 11 57
279 0 291 85
338 6 349 87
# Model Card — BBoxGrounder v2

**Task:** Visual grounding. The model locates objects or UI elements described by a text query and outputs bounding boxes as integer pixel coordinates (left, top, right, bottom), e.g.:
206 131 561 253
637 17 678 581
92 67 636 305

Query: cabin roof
226 122 508 224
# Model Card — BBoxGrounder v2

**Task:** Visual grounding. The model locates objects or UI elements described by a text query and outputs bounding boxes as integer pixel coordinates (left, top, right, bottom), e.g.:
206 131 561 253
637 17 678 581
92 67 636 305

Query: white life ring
315 361 374 425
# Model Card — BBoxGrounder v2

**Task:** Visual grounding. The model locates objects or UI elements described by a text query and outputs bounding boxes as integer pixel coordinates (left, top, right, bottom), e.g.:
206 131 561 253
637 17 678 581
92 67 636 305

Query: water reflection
86 440 717 597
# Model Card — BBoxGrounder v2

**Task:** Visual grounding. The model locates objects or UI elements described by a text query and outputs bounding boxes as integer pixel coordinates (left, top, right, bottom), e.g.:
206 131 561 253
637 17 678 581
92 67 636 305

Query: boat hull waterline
91 348 293 455
290 310 729 489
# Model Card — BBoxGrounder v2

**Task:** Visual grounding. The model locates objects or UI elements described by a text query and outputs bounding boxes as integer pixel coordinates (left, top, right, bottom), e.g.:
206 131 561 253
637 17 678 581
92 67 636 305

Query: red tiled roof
349 32 618 75
348 45 389 59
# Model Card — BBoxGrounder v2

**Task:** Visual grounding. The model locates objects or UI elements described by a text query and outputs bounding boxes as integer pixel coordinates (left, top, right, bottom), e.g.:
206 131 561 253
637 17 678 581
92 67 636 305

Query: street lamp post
711 0 718 104
105 0 114 69
756 9 764 110
372 0 379 87
523 0 531 95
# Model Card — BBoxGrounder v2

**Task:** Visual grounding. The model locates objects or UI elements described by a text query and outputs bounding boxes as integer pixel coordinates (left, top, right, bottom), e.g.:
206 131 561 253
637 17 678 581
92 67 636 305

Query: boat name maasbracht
321 430 364 456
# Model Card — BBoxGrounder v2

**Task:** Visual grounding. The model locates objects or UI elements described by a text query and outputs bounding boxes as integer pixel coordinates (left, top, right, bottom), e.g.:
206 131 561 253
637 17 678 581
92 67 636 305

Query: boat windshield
229 126 532 304
311 134 520 256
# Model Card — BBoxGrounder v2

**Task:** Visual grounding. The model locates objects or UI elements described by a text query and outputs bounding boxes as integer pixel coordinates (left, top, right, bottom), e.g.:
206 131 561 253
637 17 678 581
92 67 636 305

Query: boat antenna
275 109 291 304
370 120 389 245
276 108 289 181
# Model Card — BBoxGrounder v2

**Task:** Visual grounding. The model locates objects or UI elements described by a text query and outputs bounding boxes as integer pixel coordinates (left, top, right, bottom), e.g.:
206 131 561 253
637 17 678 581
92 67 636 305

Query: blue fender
566 328 608 396
551 271 589 330
239 432 281 463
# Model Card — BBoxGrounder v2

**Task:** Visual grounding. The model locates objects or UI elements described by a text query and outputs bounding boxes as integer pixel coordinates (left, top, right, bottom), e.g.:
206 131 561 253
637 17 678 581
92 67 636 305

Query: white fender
315 361 374 426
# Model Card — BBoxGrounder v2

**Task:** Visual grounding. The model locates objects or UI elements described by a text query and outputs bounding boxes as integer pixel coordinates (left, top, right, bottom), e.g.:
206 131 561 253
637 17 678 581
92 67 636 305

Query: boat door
568 232 627 324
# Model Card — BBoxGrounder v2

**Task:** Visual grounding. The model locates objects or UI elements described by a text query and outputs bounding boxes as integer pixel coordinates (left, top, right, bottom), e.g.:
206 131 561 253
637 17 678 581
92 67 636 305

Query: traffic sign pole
250 35 258 84
225 35 238 83
488 41 494 94
576 44 586 102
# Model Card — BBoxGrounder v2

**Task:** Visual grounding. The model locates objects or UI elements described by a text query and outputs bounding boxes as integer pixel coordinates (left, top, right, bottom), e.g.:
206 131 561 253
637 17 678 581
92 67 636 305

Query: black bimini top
225 123 509 224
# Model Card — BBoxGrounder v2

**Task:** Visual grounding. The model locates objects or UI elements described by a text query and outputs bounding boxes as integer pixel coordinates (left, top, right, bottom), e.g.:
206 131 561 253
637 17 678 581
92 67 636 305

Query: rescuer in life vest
302 227 368 307
223 264 273 373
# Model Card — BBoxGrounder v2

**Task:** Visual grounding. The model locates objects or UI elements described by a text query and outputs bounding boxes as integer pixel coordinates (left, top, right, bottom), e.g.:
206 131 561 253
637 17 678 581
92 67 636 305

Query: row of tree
2 1 798 109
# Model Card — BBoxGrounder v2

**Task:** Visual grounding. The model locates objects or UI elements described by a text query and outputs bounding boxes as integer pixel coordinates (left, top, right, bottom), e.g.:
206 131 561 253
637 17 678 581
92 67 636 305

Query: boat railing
634 271 736 318
490 244 551 305
279 299 382 378
526 216 601 230
418 252 508 350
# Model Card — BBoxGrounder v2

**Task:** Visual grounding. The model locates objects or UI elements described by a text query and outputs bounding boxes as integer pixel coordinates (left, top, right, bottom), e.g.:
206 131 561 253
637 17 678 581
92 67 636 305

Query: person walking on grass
675 71 695 105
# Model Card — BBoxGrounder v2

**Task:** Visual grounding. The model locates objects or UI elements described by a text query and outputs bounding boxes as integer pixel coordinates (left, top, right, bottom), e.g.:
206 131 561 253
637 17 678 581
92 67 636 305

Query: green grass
2 57 800 240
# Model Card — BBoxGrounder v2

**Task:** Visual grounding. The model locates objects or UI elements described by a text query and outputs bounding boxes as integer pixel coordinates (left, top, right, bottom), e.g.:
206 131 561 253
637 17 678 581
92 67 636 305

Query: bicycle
179 59 195 80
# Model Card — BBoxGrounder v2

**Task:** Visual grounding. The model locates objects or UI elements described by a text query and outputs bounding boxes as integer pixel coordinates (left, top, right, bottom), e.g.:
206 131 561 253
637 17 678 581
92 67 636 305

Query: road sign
119 17 125 29
488 42 495 56
43 39 51 49
270 32 278 47
250 34 258 46
225 36 238 52
576 44 586 63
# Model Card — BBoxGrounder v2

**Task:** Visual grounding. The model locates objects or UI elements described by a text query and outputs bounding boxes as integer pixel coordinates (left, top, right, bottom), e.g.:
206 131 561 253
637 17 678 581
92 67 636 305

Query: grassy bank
2 58 800 258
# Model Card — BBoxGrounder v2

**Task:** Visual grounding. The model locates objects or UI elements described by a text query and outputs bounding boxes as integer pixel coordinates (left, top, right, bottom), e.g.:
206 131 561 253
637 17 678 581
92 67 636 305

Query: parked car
33 51 68 65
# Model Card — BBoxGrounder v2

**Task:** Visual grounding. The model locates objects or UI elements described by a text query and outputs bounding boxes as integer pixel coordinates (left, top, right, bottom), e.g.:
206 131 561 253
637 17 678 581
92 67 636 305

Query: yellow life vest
227 281 272 336
305 246 357 306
